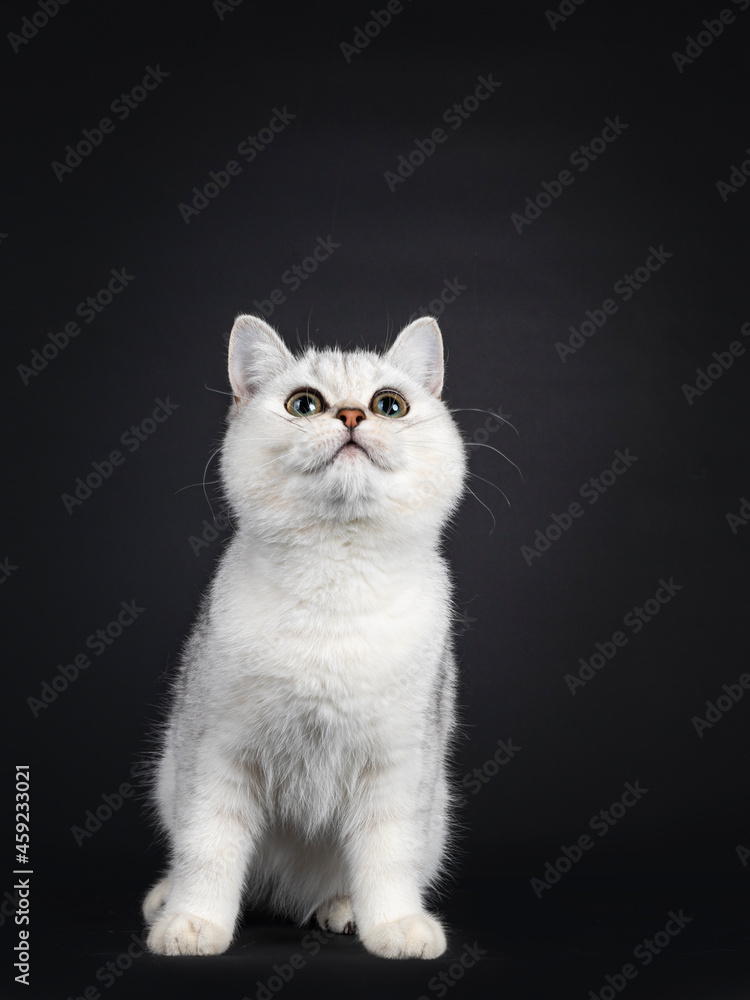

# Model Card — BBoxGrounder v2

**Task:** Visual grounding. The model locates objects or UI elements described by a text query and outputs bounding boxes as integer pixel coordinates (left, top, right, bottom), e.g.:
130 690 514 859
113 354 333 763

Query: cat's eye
371 389 408 418
286 390 324 417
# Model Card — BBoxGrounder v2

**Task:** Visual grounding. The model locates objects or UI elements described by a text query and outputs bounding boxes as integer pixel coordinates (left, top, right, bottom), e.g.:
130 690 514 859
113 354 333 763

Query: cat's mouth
335 441 369 459
322 437 392 472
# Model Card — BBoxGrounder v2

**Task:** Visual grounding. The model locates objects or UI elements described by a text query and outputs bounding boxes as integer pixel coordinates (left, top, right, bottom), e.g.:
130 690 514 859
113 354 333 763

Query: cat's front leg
145 775 259 956
345 774 448 960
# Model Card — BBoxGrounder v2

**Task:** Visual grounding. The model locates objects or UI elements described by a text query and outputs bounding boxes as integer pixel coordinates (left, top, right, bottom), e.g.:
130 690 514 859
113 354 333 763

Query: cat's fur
142 314 467 959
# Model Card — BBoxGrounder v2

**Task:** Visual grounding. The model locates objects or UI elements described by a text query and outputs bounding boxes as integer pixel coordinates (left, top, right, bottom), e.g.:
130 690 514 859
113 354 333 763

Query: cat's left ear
386 317 444 397
228 314 294 404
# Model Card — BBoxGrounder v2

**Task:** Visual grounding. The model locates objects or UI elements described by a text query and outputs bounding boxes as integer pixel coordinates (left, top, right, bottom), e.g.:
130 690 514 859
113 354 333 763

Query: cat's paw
315 896 356 934
147 912 232 956
360 912 447 959
142 877 171 923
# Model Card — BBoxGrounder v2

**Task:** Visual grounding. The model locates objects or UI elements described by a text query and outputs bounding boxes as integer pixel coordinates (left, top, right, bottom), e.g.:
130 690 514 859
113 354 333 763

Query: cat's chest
220 543 444 655
206 555 449 743
223 579 440 683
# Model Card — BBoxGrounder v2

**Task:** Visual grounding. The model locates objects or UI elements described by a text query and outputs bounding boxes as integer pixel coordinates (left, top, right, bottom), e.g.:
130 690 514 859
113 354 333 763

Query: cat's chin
310 448 390 516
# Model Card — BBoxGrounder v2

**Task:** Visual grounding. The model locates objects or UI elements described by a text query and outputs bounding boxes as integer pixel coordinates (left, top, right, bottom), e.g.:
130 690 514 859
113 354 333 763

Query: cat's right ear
228 315 294 405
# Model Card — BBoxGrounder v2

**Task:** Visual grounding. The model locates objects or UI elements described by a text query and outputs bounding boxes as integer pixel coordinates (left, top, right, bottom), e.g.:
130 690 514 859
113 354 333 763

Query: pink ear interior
386 317 444 397
227 315 293 402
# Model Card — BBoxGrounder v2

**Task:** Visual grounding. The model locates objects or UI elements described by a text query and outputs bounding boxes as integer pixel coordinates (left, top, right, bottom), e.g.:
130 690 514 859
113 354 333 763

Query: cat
142 313 468 960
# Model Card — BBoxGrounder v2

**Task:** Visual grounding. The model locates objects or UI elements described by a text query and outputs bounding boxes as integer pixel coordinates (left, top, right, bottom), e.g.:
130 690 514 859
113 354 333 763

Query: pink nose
337 408 365 429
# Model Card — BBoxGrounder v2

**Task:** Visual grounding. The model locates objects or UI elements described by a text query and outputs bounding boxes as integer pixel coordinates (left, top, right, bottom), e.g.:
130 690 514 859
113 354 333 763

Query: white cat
142 314 468 960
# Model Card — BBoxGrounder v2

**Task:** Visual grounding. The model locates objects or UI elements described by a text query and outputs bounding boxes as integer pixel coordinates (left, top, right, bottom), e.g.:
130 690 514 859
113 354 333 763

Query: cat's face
220 316 467 539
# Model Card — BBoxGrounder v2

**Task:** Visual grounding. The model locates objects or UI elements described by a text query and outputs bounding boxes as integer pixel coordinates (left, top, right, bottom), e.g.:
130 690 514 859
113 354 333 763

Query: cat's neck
230 514 442 564
218 519 447 616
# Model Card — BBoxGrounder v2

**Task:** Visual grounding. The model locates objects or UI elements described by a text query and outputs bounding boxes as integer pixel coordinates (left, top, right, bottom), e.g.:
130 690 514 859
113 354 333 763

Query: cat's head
220 315 467 542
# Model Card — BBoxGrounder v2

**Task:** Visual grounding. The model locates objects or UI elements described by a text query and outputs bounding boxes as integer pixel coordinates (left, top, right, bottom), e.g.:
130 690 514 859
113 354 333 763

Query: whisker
465 441 523 482
464 485 496 535
396 440 470 453
205 383 256 407
174 480 222 495
467 471 511 508
266 409 307 431
204 384 236 399
202 447 223 520
251 451 291 471
383 309 394 352
395 439 517 503
451 407 519 437
393 414 443 433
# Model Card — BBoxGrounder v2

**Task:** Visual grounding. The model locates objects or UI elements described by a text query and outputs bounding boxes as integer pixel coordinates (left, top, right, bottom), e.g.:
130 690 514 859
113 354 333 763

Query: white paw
316 896 356 934
142 877 171 923
147 912 232 956
360 912 447 960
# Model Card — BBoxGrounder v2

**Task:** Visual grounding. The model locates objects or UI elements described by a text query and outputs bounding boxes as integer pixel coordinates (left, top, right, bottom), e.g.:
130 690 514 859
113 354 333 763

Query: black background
3 0 749 997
